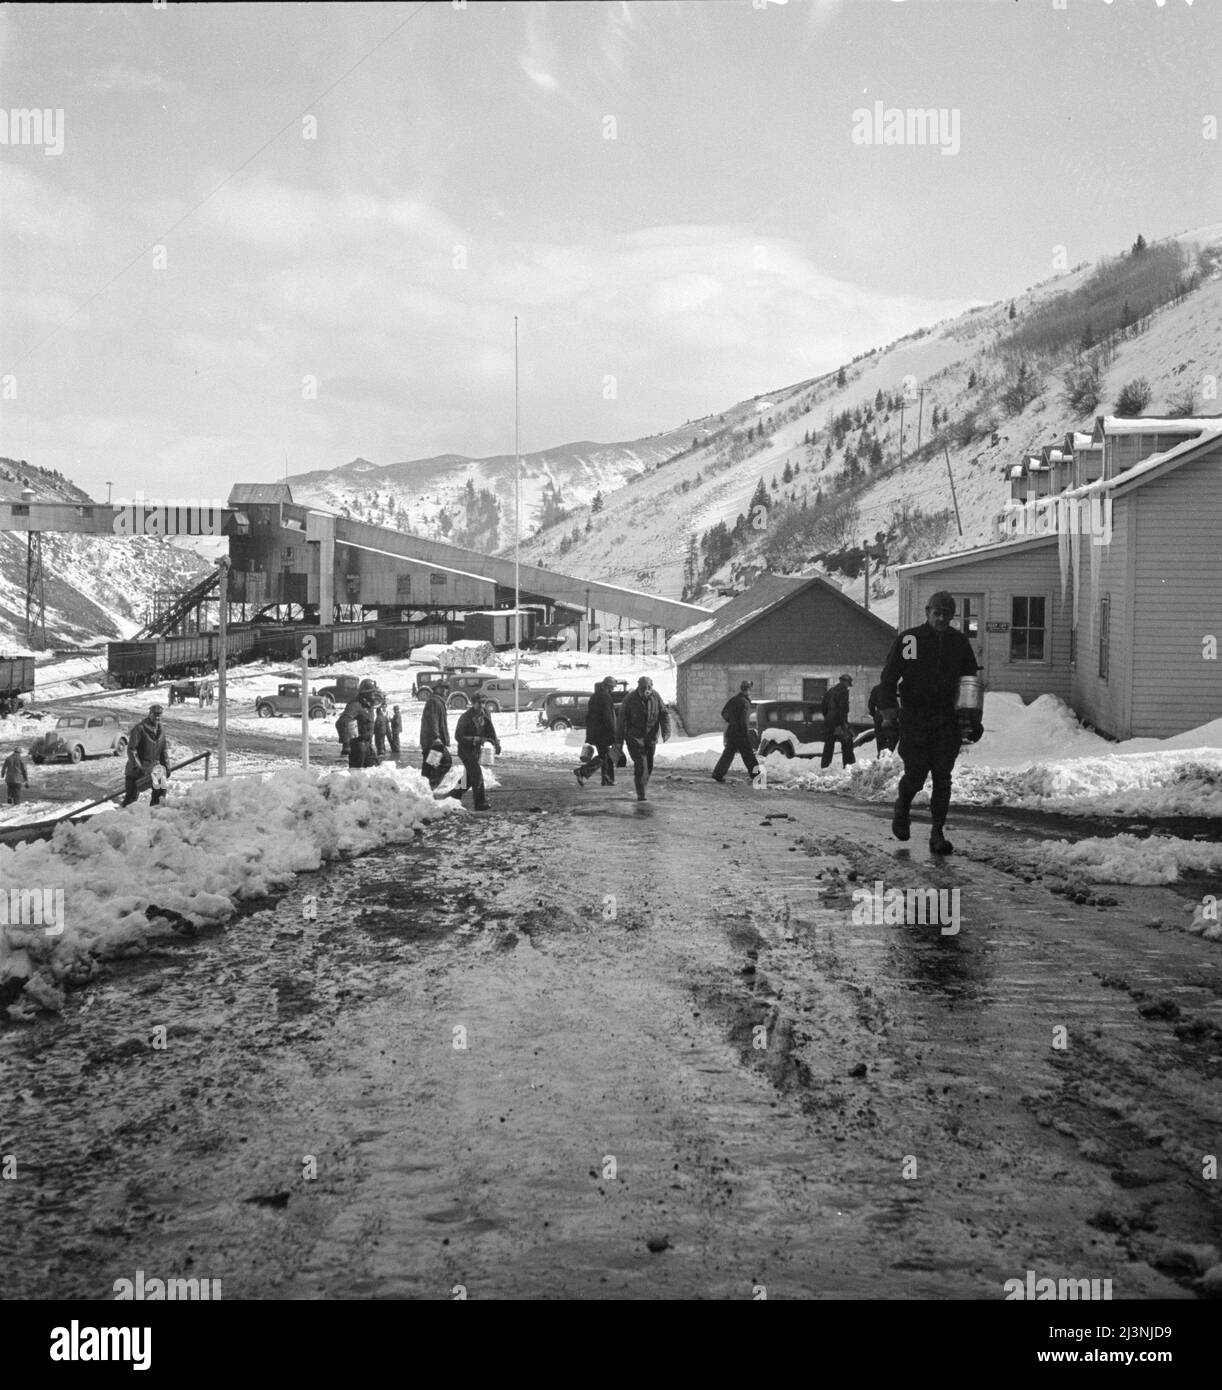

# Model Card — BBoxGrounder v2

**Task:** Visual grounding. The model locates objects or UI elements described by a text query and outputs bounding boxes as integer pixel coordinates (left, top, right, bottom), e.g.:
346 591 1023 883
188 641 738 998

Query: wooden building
671 574 896 734
900 416 1222 739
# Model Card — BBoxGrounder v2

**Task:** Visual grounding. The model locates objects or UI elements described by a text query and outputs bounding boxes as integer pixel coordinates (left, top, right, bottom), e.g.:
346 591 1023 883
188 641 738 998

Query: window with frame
1009 595 1047 662
802 677 829 704
1098 595 1110 682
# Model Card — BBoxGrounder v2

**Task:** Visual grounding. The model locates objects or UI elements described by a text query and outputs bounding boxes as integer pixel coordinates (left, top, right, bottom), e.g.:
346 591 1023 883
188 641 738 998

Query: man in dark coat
419 681 453 789
712 679 760 783
123 704 169 806
454 692 501 812
877 590 982 854
373 703 388 757
2 745 28 805
389 705 402 758
617 675 670 802
820 673 856 769
868 680 897 754
575 675 619 787
346 692 377 769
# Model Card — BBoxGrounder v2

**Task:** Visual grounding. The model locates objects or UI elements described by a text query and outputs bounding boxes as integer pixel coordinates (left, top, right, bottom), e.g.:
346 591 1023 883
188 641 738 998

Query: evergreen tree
836 366 847 388
591 490 604 513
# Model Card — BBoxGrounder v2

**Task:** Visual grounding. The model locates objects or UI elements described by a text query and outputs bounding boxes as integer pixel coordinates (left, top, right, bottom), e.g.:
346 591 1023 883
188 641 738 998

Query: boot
929 826 953 855
891 803 911 841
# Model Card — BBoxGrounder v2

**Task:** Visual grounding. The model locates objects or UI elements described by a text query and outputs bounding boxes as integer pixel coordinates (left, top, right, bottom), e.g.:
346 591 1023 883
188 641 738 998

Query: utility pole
215 557 230 777
862 541 870 614
915 387 926 452
513 316 521 732
898 397 905 470
943 444 963 537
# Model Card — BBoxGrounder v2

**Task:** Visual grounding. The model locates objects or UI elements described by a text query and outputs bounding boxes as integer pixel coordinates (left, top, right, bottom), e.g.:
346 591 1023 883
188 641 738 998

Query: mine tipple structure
224 484 703 634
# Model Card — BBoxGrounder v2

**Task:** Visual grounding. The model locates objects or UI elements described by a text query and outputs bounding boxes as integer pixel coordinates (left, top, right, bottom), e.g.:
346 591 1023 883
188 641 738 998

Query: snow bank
0 764 456 1015
774 693 1222 819
1030 833 1222 886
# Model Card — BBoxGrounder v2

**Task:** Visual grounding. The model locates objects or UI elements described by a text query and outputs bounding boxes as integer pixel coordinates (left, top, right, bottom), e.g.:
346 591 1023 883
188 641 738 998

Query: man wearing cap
123 704 169 807
454 692 502 812
418 678 453 789
820 673 856 769
389 704 403 759
712 679 760 784
877 590 982 855
575 675 619 787
617 675 670 802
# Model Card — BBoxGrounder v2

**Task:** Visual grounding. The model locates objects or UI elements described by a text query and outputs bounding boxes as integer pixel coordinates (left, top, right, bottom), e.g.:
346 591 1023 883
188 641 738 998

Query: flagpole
514 316 521 731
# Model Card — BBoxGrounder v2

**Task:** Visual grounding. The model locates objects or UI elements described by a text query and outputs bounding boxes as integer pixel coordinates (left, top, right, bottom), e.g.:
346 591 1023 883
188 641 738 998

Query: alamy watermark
1001 494 1113 545
0 108 64 156
851 879 960 936
114 1270 221 1300
112 494 225 537
0 886 64 937
1004 1270 1112 1300
851 102 960 156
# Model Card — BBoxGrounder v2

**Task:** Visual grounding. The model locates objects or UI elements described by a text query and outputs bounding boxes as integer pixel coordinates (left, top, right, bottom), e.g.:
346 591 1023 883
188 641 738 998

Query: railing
0 751 212 848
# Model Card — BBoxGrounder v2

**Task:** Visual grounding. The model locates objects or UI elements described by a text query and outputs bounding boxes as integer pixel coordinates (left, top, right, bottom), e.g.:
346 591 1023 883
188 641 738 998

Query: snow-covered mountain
512 225 1222 626
284 226 1222 631
285 428 705 552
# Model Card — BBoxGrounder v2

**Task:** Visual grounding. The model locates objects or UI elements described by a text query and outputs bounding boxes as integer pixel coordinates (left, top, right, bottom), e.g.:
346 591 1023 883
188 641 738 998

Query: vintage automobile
29 711 129 763
255 683 332 720
536 683 628 731
315 674 378 707
749 699 873 758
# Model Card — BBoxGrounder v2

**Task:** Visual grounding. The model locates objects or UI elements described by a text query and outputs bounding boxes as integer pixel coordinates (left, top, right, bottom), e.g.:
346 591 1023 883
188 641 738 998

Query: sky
1 0 1219 504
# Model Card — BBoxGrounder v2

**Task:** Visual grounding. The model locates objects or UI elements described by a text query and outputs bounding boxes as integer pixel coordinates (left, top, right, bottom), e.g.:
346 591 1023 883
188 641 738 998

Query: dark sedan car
750 700 873 758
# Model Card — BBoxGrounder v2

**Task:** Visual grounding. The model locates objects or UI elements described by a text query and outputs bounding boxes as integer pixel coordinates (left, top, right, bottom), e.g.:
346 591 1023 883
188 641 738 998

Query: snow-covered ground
0 764 457 1015
5 657 1220 991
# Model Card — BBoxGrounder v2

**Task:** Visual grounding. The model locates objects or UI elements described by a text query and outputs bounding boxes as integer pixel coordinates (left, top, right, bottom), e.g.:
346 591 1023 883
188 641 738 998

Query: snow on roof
1065 424 1222 500
1095 415 1222 437
228 483 295 505
669 574 810 665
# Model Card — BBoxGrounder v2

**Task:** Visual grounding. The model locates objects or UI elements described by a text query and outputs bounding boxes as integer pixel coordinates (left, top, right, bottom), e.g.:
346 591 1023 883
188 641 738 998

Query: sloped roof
228 483 295 505
670 572 894 666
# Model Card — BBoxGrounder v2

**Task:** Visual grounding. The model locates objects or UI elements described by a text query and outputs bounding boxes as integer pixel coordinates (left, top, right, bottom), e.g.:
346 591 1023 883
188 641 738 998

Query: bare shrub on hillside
1062 356 1103 416
1165 384 1198 418
1114 377 1152 416
1001 241 1193 362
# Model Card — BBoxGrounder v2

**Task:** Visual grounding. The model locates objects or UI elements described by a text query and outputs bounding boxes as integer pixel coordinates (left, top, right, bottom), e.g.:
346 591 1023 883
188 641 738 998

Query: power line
3 2 431 379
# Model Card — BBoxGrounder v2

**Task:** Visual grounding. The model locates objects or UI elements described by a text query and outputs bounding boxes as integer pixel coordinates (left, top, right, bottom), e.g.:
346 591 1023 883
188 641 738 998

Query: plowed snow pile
0 765 454 1015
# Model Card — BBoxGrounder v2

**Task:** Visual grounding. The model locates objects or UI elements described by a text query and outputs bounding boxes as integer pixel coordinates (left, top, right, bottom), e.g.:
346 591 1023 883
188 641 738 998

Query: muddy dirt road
3 760 1220 1300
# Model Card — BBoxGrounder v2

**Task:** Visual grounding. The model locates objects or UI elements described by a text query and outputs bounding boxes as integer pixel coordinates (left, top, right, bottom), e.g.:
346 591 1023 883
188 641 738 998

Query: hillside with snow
285 428 699 553
513 224 1222 625
0 459 212 649
275 226 1222 629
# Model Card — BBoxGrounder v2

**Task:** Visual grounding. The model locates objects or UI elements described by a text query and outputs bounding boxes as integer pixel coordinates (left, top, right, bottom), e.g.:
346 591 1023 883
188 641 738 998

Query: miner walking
877 590 982 854
712 680 759 783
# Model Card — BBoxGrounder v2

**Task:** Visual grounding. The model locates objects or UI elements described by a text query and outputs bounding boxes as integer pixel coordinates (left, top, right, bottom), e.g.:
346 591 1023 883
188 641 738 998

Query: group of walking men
572 674 670 801
417 680 502 811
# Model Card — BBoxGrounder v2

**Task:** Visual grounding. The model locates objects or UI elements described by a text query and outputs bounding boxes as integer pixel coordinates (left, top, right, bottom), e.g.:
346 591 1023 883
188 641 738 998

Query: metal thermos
954 675 985 714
